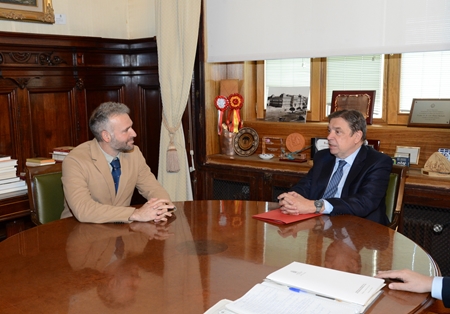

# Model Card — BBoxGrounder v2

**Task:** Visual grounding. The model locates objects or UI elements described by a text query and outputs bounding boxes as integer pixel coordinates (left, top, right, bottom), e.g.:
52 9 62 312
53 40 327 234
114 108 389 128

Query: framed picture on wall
408 98 450 128
0 0 54 24
331 90 376 125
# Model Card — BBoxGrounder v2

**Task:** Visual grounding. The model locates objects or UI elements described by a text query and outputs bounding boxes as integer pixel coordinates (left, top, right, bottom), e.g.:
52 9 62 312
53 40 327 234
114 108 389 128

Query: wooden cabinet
0 32 163 222
200 163 302 202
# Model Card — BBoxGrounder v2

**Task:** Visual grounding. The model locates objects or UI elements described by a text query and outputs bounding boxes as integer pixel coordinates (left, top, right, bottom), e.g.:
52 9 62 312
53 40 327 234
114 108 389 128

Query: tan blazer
61 139 170 223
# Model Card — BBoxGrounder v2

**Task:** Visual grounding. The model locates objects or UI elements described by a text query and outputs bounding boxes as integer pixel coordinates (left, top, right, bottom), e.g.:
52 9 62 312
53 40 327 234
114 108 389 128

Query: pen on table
288 287 340 302
288 287 304 293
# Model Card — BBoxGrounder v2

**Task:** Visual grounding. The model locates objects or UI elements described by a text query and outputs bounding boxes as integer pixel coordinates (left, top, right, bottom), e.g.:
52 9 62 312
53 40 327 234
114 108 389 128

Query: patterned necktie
110 158 121 194
323 160 346 199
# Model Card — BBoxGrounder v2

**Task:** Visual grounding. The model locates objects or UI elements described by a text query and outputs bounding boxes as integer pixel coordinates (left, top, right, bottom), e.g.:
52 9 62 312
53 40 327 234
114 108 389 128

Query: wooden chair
25 163 64 225
385 164 408 231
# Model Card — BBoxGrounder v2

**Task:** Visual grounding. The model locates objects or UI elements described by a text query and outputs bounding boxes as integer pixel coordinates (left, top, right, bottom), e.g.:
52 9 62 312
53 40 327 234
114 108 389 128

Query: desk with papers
0 200 439 313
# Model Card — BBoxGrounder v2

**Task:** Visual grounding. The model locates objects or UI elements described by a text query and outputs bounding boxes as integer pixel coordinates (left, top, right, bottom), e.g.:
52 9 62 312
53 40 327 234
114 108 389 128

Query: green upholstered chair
26 163 64 225
385 164 408 231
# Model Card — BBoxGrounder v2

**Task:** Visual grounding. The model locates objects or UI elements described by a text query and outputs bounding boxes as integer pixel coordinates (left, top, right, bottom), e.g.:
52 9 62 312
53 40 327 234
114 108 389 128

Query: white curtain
155 0 201 201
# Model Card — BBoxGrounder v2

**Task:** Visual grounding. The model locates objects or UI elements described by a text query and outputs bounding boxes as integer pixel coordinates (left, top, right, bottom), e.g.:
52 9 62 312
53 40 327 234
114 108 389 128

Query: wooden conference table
0 200 439 313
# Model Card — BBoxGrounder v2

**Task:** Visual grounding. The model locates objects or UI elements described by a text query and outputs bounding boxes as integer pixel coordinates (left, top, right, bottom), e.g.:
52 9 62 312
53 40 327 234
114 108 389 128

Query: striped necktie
323 160 346 199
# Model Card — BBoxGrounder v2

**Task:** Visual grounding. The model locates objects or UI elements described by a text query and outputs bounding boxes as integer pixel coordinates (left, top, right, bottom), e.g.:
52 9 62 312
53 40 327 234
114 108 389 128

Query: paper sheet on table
224 283 360 314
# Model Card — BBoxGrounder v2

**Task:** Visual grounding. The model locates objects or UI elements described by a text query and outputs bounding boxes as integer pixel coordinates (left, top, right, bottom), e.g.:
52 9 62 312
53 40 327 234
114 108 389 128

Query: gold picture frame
0 0 54 24
331 90 376 125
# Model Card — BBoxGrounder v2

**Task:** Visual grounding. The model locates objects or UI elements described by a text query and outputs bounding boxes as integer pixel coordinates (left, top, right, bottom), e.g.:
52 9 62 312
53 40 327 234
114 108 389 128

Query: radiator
213 179 250 200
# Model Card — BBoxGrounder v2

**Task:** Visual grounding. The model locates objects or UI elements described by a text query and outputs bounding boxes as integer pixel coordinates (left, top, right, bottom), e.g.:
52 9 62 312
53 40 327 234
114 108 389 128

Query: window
265 58 311 109
399 51 450 113
326 55 384 118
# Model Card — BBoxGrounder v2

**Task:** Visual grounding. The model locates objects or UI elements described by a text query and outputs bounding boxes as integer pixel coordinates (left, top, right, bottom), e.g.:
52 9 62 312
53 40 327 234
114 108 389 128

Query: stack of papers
206 262 385 314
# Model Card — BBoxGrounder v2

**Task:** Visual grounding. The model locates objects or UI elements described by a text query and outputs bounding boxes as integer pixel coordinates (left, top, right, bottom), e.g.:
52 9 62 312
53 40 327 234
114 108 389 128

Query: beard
110 135 134 152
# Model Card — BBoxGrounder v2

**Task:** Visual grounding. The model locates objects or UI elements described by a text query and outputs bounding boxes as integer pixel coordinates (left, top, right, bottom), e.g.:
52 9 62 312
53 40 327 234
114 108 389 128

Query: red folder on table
252 208 321 225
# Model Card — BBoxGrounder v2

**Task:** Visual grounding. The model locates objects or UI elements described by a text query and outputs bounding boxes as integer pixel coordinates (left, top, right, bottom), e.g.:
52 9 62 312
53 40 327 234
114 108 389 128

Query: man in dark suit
278 109 392 225
375 269 449 308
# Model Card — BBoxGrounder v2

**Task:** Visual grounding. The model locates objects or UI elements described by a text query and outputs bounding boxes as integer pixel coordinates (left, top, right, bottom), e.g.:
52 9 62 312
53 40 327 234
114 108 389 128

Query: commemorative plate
234 127 259 156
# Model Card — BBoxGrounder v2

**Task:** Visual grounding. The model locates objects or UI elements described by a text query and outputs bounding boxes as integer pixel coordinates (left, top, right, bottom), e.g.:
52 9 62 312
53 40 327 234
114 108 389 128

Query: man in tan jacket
61 102 174 223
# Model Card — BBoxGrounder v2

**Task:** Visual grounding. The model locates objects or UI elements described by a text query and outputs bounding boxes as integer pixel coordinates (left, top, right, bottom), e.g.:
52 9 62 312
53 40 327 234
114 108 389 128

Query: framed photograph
331 90 376 125
396 146 420 165
265 87 309 123
408 98 450 128
0 0 54 24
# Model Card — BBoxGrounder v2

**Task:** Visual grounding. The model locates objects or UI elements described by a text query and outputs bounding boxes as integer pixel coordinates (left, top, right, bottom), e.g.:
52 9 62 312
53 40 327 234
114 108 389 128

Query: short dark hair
328 109 366 141
89 102 130 141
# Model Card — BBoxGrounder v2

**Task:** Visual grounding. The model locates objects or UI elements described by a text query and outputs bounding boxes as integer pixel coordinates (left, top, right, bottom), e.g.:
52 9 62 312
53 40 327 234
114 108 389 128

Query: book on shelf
0 155 11 162
26 157 56 167
206 261 385 314
53 146 74 153
51 152 69 161
252 208 321 225
0 184 27 195
51 146 74 162
0 158 18 169
0 179 26 191
0 176 20 185
0 166 16 173
0 169 18 180
0 188 27 200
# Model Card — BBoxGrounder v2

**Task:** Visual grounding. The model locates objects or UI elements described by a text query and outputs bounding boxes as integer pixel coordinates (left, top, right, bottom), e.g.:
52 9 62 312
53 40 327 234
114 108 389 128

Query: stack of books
0 155 27 198
26 157 56 167
51 146 74 162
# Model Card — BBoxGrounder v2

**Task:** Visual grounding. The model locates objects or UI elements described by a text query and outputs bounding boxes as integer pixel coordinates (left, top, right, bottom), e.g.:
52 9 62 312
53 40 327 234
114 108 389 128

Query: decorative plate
286 132 305 152
233 127 259 156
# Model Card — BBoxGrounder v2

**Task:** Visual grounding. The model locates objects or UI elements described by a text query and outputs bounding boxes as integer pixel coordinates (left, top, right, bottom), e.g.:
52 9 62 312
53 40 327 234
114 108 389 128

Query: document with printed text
266 262 385 306
205 262 385 314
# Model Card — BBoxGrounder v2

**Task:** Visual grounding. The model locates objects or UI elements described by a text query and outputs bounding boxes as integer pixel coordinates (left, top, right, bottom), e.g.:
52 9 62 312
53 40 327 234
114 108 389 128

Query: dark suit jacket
290 145 392 225
443 277 450 307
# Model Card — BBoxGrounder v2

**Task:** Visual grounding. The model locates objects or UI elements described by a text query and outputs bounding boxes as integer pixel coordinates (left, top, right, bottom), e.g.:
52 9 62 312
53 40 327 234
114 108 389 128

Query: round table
0 200 438 313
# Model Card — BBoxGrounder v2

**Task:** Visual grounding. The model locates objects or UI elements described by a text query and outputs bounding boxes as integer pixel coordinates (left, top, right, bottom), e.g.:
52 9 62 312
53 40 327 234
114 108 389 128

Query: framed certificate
408 99 450 128
396 146 420 164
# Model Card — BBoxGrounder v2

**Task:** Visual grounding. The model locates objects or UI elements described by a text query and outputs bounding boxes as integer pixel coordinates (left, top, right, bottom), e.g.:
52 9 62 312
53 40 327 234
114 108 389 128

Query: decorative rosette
227 93 244 133
214 95 229 135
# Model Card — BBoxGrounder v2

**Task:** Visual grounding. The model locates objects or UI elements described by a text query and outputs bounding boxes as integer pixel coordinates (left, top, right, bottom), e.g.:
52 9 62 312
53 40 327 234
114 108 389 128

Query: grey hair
89 102 130 141
328 109 367 141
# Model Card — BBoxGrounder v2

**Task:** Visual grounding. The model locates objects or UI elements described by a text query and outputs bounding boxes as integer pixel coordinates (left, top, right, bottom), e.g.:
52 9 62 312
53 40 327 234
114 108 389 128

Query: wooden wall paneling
136 82 162 177
27 88 76 160
82 85 126 137
72 83 88 144
0 86 18 157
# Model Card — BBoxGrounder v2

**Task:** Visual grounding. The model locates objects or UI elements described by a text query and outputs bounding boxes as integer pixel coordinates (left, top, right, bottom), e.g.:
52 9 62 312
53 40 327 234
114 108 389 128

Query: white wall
0 0 156 39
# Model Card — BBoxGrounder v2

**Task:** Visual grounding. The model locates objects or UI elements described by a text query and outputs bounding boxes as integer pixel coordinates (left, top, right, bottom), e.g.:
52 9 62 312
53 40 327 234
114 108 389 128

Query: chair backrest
385 164 408 230
25 163 64 225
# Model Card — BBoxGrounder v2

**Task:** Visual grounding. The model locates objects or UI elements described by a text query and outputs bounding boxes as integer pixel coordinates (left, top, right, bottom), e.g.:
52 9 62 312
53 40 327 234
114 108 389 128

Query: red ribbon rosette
228 93 244 133
214 95 229 135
